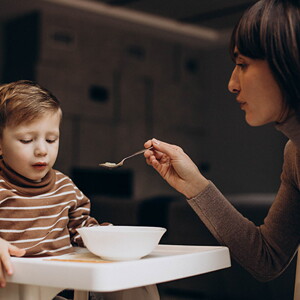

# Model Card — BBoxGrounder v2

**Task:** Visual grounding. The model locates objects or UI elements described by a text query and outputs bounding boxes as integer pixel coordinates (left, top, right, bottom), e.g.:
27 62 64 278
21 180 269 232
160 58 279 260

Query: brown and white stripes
0 160 98 256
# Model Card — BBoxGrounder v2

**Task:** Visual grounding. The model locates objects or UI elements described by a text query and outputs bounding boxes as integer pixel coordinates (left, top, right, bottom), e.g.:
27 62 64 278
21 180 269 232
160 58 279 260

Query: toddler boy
0 80 159 300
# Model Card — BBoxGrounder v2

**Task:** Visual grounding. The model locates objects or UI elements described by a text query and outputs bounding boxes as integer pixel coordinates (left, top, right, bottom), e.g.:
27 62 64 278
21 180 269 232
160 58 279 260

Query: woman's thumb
151 138 180 159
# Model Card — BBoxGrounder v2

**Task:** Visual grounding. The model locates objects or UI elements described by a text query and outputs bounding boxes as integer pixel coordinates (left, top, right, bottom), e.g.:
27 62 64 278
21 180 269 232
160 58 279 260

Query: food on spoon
99 162 118 168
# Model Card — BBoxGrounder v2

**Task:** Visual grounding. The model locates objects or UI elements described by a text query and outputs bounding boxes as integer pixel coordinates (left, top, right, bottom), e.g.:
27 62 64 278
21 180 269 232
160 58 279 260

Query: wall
0 5 287 199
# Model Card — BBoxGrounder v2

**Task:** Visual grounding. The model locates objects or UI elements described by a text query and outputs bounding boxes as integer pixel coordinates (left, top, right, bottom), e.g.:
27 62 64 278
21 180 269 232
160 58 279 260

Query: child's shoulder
52 169 85 199
53 169 73 184
53 169 77 187
0 176 12 189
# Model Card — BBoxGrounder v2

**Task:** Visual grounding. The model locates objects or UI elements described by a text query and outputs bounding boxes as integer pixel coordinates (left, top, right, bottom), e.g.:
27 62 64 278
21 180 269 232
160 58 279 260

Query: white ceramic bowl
77 226 166 261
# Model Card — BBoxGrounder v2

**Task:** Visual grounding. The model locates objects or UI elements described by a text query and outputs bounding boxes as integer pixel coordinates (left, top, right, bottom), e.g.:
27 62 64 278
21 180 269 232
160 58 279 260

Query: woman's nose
228 67 240 94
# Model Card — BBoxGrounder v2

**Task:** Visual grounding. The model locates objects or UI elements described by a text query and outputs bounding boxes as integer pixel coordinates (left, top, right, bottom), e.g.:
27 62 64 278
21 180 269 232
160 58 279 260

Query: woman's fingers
143 138 209 198
144 138 183 172
150 138 183 159
144 140 153 149
144 140 163 166
144 138 181 160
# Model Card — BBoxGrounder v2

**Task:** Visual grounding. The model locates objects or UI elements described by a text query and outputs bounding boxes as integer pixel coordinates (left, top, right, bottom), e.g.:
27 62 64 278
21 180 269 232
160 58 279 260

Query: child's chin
28 177 43 183
27 174 44 182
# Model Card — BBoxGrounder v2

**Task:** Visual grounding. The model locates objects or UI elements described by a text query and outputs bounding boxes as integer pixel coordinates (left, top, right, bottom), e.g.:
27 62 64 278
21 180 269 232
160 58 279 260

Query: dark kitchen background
0 1 293 299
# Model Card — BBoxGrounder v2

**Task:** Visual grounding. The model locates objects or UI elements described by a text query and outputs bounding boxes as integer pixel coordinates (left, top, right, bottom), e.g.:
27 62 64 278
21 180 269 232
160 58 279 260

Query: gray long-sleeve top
187 114 300 282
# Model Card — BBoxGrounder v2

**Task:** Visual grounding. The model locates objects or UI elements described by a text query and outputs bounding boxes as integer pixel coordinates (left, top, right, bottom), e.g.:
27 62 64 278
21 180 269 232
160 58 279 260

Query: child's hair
230 0 300 114
0 80 61 137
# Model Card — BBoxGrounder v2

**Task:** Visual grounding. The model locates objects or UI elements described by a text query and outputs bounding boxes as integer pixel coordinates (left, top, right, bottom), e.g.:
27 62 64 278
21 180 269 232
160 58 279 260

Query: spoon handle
123 146 153 160
99 146 154 168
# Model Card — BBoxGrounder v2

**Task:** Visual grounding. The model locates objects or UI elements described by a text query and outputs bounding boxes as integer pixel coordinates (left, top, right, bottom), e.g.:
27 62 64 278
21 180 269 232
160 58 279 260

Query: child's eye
46 139 57 144
20 139 32 144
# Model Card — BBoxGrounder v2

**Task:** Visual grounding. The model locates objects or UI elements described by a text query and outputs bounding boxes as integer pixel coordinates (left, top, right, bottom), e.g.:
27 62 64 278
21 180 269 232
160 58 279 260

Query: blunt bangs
230 1 265 61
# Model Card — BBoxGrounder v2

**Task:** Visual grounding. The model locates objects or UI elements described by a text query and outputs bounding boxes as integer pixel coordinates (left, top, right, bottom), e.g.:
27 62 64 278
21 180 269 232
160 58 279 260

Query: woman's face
228 48 286 126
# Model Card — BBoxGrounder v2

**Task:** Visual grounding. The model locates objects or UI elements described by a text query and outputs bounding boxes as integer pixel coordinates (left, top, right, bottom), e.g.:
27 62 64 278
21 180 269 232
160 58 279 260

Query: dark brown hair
230 0 300 113
0 80 62 137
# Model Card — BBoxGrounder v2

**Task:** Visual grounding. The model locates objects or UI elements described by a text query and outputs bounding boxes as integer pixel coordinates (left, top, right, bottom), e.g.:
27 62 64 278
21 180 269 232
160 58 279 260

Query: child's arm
0 238 25 288
68 191 99 246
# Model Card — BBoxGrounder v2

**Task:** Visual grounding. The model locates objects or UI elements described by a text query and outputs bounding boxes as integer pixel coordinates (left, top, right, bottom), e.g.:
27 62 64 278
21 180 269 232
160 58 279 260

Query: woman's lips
237 99 246 109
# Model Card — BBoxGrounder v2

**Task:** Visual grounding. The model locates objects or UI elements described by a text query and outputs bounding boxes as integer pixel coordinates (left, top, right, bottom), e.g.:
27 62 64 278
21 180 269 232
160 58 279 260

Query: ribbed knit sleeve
67 182 98 247
187 141 300 281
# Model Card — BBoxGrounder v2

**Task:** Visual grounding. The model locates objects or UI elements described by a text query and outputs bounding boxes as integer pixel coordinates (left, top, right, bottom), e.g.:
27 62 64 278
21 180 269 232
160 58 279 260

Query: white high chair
294 247 300 300
0 284 88 300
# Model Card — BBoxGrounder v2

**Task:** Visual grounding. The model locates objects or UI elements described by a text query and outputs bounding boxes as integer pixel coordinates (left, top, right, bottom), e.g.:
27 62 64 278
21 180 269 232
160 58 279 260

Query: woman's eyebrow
235 53 248 62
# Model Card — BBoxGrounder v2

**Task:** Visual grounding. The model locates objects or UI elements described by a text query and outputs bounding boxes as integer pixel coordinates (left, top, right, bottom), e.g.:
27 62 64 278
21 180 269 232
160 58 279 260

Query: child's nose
34 143 47 157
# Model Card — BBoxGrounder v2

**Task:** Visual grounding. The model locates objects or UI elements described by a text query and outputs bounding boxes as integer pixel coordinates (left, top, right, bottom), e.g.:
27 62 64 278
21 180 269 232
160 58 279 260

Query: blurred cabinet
1 8 286 198
2 12 40 82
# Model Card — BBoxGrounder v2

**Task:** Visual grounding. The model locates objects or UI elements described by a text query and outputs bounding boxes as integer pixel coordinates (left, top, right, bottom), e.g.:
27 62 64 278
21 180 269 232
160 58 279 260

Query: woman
144 0 300 282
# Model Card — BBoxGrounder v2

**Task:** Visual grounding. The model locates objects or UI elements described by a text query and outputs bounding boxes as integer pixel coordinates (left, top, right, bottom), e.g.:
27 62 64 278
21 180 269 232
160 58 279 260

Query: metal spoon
99 146 153 169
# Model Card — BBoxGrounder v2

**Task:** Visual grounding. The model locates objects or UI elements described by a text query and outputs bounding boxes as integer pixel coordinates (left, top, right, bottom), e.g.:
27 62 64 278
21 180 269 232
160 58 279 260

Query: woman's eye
20 140 32 144
236 63 247 69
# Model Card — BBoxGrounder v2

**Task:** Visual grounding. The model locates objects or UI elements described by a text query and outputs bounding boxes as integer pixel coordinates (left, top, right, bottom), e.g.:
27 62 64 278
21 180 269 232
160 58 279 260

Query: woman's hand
0 238 25 287
144 138 209 199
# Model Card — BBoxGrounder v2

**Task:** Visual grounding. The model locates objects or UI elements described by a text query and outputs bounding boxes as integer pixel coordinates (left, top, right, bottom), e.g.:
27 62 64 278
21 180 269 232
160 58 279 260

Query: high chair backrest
294 246 300 300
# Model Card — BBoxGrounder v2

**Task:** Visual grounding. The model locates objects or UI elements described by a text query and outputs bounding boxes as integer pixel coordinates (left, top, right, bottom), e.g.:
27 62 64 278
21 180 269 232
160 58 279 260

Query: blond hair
0 80 62 137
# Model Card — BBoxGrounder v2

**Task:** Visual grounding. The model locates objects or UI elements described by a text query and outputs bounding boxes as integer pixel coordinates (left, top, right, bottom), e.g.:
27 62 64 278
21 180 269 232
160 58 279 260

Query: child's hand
0 238 26 287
